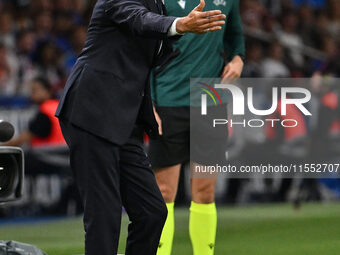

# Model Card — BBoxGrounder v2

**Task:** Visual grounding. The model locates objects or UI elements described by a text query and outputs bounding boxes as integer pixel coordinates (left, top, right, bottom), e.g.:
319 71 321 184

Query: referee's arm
223 0 245 60
222 0 245 79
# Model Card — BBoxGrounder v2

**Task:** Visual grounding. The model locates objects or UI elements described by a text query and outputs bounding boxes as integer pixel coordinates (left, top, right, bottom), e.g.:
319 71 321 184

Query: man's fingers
224 71 234 78
205 26 222 32
153 107 162 135
222 74 237 84
158 123 162 135
199 10 222 18
222 64 230 77
194 0 205 11
197 14 226 25
199 20 225 29
224 70 239 79
222 76 235 84
224 66 234 78
157 118 162 135
185 6 225 34
208 14 226 21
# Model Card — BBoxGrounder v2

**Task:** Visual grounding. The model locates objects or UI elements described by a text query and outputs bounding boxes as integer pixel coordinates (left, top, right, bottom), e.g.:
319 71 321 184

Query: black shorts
148 106 229 168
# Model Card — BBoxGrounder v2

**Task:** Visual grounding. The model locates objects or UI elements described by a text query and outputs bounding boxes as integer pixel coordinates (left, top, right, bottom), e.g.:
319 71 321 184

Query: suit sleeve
223 0 245 61
104 0 177 39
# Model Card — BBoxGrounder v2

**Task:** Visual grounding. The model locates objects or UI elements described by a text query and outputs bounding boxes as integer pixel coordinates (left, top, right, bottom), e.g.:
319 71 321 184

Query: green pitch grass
1 203 340 255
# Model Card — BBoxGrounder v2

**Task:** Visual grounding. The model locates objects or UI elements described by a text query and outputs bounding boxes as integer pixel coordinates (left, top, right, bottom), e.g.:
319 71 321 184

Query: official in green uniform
149 1 245 255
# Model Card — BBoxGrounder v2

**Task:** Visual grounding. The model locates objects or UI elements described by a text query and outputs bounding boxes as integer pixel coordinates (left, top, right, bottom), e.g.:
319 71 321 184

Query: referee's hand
153 107 163 135
176 0 226 34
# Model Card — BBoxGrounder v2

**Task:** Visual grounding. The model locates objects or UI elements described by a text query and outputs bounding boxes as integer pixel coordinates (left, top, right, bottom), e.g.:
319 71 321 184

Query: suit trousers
59 119 167 255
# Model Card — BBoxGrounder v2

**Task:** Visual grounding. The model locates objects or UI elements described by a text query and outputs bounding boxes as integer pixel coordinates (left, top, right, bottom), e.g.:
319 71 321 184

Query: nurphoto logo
200 83 312 128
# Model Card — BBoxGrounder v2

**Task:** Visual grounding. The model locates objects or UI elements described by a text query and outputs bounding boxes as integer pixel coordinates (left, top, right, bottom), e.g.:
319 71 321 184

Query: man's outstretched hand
176 0 226 34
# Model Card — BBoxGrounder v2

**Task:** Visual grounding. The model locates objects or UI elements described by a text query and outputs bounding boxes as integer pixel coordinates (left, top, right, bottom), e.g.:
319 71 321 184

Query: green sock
189 201 217 255
157 202 175 255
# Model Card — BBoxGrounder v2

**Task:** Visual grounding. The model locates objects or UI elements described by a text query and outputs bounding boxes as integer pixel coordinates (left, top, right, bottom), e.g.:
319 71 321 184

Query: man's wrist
175 18 186 34
168 18 184 36
232 55 245 63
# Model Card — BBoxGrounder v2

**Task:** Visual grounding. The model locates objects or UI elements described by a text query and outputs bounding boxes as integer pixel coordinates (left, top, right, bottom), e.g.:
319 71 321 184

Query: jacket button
140 91 145 96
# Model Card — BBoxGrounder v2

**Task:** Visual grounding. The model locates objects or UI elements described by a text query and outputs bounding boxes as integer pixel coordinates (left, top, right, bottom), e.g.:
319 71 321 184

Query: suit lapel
155 0 164 14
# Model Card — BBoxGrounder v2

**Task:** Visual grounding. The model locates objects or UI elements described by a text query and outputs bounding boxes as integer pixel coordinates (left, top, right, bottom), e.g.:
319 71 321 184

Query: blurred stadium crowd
0 0 93 96
0 0 339 97
242 0 340 78
1 0 340 217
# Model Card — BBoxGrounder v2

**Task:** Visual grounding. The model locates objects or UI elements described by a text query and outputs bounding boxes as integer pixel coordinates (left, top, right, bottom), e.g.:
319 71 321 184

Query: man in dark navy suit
55 0 225 254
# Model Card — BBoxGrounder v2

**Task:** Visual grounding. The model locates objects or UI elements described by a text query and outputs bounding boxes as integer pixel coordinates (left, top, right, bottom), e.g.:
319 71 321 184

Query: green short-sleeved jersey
151 0 245 107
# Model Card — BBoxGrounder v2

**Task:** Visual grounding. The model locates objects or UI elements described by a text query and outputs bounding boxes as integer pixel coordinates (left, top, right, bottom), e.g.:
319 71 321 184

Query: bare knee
157 182 176 203
155 165 181 203
192 179 216 204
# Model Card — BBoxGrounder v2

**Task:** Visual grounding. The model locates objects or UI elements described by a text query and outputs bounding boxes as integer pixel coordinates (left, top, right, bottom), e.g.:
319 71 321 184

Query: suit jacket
56 0 179 145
